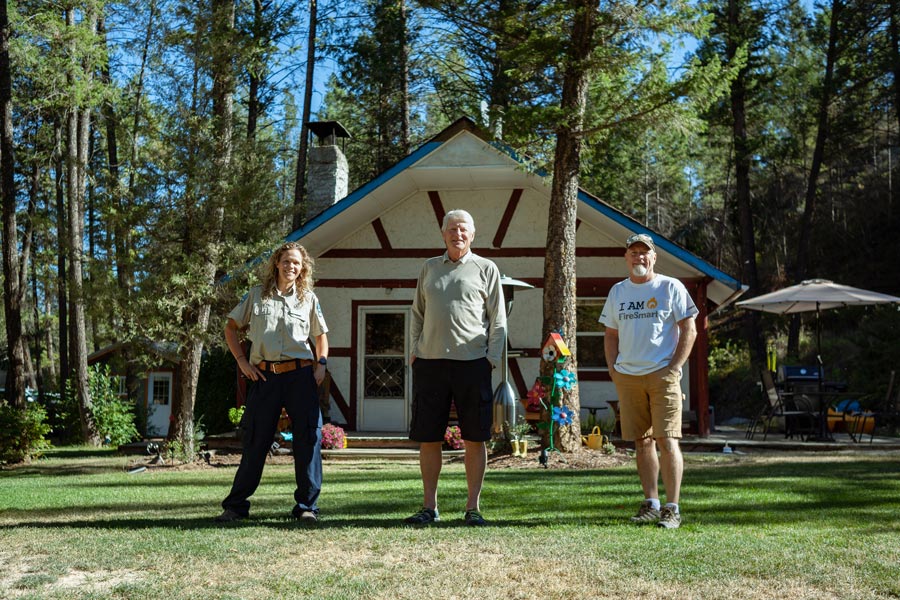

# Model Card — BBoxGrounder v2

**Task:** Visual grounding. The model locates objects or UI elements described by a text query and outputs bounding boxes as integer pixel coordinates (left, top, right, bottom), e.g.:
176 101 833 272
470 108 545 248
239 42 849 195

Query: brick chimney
306 121 351 218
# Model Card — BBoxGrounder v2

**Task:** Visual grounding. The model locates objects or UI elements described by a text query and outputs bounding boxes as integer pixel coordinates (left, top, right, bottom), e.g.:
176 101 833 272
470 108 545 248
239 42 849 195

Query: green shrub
195 347 238 435
0 401 52 464
66 365 140 446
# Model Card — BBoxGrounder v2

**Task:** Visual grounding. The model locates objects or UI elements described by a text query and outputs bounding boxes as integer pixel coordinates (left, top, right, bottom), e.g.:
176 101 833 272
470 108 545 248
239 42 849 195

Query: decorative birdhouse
541 332 571 364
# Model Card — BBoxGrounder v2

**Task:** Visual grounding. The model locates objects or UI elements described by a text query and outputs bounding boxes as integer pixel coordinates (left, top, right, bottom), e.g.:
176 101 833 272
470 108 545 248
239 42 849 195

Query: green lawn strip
0 451 898 599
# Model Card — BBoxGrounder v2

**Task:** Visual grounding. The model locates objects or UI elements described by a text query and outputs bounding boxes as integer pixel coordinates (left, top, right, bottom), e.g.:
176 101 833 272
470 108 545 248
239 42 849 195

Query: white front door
146 372 173 437
357 308 410 432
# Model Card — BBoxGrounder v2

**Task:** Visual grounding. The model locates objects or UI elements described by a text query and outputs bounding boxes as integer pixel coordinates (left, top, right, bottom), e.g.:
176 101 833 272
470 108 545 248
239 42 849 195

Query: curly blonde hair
260 242 314 300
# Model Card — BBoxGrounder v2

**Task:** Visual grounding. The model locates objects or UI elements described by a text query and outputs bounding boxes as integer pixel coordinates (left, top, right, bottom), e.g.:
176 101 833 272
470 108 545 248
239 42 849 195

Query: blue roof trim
577 191 743 291
286 140 445 242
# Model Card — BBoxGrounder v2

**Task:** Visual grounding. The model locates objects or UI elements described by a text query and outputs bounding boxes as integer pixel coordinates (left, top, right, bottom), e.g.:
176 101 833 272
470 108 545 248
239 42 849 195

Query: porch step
345 432 418 450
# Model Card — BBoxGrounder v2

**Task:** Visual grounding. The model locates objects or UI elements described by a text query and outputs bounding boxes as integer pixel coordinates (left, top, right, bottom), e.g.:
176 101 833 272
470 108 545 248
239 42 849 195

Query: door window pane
152 376 171 405
365 313 405 355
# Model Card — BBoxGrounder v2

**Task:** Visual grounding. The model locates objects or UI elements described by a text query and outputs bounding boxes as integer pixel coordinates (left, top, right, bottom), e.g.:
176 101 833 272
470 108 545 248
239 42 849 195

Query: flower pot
511 440 521 456
518 440 528 456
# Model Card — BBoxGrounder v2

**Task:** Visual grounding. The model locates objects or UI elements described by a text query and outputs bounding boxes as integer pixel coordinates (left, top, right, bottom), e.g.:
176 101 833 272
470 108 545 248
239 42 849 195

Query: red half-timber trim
493 189 523 248
508 358 528 398
321 247 628 259
328 382 351 429
371 218 392 250
428 191 445 228
316 278 418 288
314 277 709 296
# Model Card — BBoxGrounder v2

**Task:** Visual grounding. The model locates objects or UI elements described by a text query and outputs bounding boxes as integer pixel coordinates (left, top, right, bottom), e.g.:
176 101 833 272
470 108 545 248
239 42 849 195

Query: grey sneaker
629 500 661 524
404 507 440 525
657 506 681 529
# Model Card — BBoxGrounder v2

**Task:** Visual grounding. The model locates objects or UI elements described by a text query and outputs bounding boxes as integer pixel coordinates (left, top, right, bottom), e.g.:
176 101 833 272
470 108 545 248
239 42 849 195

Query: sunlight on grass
1 450 899 599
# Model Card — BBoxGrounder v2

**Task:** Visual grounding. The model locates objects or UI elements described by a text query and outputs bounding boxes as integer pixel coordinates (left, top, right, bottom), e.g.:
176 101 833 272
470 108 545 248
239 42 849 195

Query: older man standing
600 233 698 529
404 209 507 526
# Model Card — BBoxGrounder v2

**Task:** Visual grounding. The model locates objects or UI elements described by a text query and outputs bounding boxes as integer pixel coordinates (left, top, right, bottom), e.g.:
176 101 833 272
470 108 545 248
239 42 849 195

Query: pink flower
321 423 345 449
526 380 546 412
444 425 464 450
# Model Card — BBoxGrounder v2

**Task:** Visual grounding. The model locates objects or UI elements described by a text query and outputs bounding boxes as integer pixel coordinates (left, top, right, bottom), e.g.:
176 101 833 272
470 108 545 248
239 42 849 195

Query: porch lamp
492 276 535 432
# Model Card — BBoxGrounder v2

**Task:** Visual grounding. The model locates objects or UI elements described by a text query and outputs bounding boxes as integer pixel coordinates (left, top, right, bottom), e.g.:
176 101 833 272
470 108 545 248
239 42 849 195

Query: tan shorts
611 367 683 441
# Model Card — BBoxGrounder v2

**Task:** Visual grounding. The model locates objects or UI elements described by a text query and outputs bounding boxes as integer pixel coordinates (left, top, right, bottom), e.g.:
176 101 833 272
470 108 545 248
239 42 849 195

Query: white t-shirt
599 274 698 376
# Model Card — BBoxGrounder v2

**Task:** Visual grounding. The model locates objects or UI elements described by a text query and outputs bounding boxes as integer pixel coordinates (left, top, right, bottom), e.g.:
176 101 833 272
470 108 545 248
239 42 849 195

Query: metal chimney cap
306 121 351 141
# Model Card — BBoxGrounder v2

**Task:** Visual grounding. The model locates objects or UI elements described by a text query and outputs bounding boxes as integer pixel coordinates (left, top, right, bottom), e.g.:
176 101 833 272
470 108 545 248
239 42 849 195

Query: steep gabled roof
287 116 745 307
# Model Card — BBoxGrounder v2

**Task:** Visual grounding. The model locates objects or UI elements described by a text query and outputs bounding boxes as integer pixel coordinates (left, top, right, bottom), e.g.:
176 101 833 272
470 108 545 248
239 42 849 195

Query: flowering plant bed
321 423 346 449
444 425 463 449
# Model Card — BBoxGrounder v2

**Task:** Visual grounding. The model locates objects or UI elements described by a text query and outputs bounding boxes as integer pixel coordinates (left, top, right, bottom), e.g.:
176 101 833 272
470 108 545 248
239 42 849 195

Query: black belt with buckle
257 359 314 374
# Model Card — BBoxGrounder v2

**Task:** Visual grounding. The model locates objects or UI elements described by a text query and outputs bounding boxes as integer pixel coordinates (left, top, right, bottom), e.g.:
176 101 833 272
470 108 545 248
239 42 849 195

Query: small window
152 376 171 405
116 376 128 398
576 299 607 369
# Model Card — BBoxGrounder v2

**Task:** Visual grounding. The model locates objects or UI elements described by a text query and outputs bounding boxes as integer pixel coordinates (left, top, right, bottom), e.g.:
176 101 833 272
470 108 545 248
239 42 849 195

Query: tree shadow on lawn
3 460 897 533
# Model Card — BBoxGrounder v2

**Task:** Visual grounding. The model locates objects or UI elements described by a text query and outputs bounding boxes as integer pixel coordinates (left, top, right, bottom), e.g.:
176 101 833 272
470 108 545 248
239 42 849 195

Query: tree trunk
54 119 69 393
541 0 596 452
889 0 900 216
170 0 235 457
789 0 841 355
0 0 27 408
292 0 317 231
727 0 765 368
487 0 515 136
66 7 99 445
22 150 38 391
398 0 410 155
246 0 263 141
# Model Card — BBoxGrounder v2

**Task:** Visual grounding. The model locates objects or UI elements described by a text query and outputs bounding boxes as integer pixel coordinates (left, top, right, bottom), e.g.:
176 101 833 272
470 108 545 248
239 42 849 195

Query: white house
263 117 745 436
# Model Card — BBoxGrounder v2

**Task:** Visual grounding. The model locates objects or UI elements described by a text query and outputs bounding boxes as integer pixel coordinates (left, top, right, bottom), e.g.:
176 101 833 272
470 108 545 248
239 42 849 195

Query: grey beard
631 265 648 277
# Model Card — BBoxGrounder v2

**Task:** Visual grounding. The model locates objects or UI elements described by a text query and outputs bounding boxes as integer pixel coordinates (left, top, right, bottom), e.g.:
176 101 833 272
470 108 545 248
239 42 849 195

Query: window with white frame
576 298 607 369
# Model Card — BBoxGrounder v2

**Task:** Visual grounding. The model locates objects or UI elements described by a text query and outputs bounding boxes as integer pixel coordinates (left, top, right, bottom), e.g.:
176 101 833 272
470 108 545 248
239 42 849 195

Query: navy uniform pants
222 365 322 516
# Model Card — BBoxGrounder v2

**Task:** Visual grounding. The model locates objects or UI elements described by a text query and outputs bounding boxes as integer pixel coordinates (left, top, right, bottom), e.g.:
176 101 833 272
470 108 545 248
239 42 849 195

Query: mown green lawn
1 448 899 599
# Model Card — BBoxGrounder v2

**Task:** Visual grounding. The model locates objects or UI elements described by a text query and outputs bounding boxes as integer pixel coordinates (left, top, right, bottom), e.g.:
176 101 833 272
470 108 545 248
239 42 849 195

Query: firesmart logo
618 298 659 320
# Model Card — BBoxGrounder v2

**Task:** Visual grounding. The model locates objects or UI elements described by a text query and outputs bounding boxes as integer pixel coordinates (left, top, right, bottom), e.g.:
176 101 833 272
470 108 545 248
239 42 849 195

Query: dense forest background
2 0 899 448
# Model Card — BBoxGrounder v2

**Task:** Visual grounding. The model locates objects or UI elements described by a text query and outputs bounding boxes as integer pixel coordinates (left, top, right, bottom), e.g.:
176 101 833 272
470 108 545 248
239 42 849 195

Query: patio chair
746 370 817 441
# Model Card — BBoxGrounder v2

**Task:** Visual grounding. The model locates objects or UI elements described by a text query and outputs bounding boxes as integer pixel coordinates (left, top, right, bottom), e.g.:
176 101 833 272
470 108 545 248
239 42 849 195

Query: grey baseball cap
625 233 655 251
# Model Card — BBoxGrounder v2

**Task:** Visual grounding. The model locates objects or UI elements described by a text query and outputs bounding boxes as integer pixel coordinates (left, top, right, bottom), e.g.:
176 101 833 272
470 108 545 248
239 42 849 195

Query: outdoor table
792 388 859 442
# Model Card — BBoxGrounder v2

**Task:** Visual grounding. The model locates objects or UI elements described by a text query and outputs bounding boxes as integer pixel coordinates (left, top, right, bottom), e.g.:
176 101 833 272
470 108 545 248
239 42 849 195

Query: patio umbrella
737 279 900 442
736 278 900 360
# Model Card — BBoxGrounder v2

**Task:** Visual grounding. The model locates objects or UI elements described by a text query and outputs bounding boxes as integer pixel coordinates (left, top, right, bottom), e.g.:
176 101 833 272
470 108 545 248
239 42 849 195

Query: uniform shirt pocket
286 308 308 340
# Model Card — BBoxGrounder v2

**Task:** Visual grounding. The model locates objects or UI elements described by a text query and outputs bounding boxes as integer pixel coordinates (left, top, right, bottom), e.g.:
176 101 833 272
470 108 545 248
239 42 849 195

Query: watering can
582 426 608 450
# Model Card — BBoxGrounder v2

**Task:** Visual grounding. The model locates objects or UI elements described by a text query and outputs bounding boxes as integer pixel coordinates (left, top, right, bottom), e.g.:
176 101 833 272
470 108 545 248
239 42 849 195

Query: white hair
442 209 475 232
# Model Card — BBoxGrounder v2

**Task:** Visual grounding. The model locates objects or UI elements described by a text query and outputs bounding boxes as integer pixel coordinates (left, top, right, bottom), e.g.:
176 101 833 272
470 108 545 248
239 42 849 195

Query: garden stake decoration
537 332 576 453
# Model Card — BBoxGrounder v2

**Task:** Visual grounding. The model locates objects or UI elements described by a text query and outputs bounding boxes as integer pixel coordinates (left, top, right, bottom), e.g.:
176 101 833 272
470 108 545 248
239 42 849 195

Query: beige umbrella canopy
736 279 900 314
736 278 900 359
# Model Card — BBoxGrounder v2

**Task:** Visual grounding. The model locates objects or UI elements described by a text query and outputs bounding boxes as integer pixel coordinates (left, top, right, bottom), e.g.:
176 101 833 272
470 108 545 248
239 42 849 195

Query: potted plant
321 423 346 449
507 417 532 456
227 405 244 439
444 425 464 450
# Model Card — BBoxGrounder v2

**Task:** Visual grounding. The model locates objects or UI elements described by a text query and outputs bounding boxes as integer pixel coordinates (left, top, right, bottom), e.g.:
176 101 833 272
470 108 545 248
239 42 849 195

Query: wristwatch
318 357 328 366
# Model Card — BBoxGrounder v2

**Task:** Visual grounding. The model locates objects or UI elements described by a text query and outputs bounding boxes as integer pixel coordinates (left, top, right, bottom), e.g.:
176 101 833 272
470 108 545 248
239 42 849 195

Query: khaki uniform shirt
411 251 507 367
228 285 328 364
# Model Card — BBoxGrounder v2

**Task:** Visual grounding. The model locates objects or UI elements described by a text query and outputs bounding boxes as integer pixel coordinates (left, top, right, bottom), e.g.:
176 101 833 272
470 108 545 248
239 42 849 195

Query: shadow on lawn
3 458 898 533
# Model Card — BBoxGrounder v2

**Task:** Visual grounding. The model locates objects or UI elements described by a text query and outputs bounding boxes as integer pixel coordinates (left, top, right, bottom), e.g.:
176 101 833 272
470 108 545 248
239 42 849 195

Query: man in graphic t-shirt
600 233 698 529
